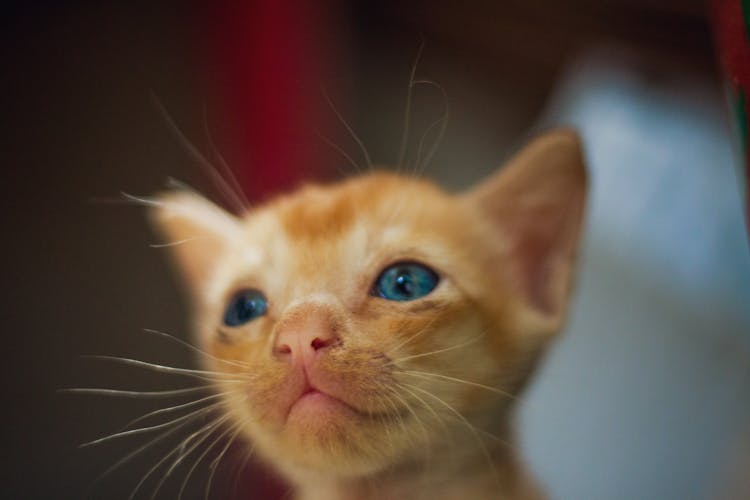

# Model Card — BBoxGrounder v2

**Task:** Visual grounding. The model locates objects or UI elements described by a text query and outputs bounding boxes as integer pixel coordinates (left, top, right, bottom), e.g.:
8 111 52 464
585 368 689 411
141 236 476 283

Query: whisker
141 328 250 369
320 84 372 169
149 414 232 500
394 383 436 499
87 405 211 492
399 370 518 402
81 355 249 382
385 334 484 366
80 402 225 448
399 382 504 490
369 389 397 454
316 130 362 174
202 106 253 213
412 79 449 176
178 422 243 500
89 195 148 205
394 382 447 431
389 383 436 493
205 421 245 500
59 386 214 399
373 384 410 439
165 176 197 192
118 391 232 432
149 237 203 248
397 37 425 168
230 444 255 500
121 191 163 208
384 385 429 444
149 92 247 214
126 414 228 500
386 315 440 356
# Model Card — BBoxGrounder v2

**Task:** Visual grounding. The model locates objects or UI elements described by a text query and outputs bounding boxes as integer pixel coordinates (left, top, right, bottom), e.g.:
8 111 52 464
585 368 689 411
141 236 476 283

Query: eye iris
223 289 267 326
375 263 438 301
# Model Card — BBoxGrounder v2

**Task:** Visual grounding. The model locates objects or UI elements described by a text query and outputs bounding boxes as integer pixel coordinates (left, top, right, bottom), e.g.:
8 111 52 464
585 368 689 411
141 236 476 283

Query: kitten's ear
464 129 587 335
148 191 241 294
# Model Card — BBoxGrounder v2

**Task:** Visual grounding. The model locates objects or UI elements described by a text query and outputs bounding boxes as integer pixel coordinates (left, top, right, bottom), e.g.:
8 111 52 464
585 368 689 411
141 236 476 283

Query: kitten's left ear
148 191 242 296
464 129 588 335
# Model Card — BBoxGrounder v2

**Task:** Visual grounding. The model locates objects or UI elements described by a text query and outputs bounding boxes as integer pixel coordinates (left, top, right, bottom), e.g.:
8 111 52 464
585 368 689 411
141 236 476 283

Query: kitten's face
151 130 587 482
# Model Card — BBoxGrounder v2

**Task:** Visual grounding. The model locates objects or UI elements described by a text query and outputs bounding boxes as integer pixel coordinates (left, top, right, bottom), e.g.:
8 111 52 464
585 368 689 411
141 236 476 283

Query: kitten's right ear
148 191 242 294
463 129 587 336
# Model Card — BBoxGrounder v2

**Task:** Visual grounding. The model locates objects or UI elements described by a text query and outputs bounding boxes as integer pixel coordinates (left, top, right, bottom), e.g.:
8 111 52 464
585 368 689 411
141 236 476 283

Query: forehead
240 173 467 284
271 173 456 241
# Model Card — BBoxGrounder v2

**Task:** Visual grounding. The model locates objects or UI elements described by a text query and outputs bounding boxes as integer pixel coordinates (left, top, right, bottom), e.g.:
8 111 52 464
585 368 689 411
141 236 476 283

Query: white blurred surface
520 50 750 500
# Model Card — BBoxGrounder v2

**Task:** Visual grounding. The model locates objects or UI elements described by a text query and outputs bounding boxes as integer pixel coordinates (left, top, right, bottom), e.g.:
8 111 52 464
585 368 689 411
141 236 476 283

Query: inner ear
463 129 588 333
148 191 242 297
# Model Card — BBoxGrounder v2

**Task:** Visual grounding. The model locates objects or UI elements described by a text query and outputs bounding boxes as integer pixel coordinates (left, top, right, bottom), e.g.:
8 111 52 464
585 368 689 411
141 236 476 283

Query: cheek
367 299 475 362
207 345 299 434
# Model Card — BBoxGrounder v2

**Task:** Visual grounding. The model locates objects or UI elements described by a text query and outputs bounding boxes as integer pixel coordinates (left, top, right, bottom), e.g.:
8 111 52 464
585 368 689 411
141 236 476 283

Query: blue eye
373 262 439 301
223 289 268 326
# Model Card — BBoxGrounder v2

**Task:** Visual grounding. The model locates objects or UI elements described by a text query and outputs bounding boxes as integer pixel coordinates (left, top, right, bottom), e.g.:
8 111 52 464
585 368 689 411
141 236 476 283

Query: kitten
149 129 587 499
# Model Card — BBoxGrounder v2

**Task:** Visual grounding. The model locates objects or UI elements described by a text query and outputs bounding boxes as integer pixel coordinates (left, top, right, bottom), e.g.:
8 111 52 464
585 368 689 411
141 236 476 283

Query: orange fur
151 129 587 499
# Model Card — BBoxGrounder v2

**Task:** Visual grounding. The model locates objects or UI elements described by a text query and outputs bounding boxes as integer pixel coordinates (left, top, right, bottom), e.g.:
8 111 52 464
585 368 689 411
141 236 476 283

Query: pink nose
273 310 340 365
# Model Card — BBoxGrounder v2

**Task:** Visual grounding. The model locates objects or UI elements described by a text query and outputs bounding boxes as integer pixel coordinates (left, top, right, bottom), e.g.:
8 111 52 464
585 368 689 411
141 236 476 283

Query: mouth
285 384 365 423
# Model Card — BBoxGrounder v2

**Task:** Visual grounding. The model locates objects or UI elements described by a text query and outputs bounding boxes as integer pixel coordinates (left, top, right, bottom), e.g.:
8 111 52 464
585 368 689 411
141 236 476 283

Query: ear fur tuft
148 191 241 295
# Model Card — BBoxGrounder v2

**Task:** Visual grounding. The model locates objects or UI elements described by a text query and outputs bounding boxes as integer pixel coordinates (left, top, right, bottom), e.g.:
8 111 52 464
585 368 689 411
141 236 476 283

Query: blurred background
2 1 749 499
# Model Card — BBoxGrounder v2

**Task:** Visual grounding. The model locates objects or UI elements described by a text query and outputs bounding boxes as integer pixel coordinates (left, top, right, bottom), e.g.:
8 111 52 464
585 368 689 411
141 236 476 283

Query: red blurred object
711 0 750 236
197 1 345 497
204 0 341 203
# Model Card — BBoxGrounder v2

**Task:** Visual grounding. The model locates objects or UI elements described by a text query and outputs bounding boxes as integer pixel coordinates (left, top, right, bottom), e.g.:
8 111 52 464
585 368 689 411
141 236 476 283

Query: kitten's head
150 130 586 482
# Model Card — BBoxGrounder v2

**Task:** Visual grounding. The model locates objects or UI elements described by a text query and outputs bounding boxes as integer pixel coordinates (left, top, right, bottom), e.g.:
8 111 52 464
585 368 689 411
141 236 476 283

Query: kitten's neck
293 438 545 500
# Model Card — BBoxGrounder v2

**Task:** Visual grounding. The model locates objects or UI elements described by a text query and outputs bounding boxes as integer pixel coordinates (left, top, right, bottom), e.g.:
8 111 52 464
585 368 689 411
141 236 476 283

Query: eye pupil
395 272 414 296
224 289 268 326
238 299 256 321
373 262 438 302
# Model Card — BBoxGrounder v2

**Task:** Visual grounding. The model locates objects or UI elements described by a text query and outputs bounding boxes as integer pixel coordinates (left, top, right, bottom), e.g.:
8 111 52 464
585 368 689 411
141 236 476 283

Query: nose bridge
272 296 343 365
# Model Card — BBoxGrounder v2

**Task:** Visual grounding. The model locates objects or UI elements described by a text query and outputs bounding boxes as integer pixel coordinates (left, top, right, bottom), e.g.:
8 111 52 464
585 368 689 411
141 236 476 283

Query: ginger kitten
150 129 587 499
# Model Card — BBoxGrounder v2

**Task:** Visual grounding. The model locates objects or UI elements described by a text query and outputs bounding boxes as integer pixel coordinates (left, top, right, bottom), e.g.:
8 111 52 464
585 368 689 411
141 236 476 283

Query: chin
227 387 400 480
265 414 396 480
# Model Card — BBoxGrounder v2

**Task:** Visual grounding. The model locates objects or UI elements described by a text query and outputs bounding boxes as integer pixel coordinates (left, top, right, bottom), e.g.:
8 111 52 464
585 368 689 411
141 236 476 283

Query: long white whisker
121 192 163 207
81 355 248 382
178 422 242 500
386 315 440 356
386 334 483 366
397 37 425 168
384 385 429 444
395 382 447 431
141 328 250 369
321 84 372 168
202 106 252 212
59 386 214 399
80 402 224 448
205 421 246 500
126 414 225 500
412 79 449 175
400 371 518 402
316 130 362 174
374 385 410 438
149 237 203 248
400 382 504 490
389 383 435 493
87 405 208 492
149 92 247 214
230 444 255 500
149 414 232 500
119 392 233 432
165 176 197 192
392 383 436 498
